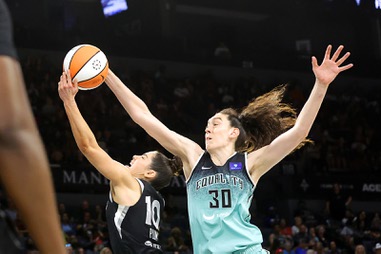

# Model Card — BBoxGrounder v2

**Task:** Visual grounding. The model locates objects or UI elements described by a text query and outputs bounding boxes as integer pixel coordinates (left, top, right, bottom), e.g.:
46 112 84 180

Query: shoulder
140 180 164 201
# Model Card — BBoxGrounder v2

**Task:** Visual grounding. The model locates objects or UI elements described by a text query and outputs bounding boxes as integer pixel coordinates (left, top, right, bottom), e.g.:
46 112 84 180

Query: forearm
0 57 33 131
0 57 66 253
295 45 352 136
0 131 66 254
294 80 328 136
63 100 98 152
105 70 151 120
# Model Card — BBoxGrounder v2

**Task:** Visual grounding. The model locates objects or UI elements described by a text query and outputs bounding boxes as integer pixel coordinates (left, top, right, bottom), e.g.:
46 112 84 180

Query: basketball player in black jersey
0 1 67 253
58 70 182 254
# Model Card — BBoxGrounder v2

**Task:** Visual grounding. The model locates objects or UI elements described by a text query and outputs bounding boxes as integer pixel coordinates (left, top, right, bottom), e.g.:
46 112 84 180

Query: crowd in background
0 50 380 253
21 52 381 176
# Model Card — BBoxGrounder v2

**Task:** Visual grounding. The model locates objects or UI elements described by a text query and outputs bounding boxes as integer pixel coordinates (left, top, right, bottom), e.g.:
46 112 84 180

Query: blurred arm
0 56 66 254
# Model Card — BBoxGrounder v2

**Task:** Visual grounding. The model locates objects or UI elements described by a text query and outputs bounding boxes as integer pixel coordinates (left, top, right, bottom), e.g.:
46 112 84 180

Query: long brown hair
149 152 183 190
220 84 311 153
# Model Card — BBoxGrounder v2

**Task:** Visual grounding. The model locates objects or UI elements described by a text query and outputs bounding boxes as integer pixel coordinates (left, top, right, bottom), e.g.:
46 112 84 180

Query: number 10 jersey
105 179 164 254
186 152 263 253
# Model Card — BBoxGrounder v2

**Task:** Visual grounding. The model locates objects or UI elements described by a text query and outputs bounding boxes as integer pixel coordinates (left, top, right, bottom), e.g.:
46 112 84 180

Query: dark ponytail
149 152 183 190
168 156 183 177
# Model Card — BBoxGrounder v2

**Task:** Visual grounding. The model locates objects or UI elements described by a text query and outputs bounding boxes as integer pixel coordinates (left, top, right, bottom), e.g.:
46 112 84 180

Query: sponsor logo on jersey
145 240 162 250
229 162 242 170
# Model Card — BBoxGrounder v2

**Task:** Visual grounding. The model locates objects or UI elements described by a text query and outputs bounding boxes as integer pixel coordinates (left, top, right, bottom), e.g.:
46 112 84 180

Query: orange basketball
63 44 109 90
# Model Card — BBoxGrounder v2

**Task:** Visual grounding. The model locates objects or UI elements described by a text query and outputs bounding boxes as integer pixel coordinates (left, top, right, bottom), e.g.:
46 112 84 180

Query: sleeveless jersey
187 152 263 253
105 179 164 254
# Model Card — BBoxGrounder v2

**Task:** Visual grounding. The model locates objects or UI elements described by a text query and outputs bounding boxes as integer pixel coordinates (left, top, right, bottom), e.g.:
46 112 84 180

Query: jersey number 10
145 196 160 230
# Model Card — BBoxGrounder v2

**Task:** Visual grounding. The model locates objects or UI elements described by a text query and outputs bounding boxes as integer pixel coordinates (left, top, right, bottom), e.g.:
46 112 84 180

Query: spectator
325 183 352 224
165 227 191 253
354 244 366 254
292 216 304 236
279 218 293 238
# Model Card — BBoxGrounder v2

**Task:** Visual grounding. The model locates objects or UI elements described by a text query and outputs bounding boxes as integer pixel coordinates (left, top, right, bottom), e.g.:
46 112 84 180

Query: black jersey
105 179 164 254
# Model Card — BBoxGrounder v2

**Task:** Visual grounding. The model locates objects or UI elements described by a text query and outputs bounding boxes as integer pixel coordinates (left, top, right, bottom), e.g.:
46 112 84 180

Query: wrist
63 99 77 107
315 80 329 90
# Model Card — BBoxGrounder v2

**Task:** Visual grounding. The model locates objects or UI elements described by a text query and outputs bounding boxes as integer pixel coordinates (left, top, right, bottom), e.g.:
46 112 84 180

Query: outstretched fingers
325 44 353 72
336 51 351 66
338 63 354 72
336 49 353 72
324 45 332 61
330 45 344 62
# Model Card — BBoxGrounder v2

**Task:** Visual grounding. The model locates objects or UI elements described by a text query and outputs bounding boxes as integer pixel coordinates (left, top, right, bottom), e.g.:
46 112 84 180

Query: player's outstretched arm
105 69 203 178
249 45 353 182
58 71 138 188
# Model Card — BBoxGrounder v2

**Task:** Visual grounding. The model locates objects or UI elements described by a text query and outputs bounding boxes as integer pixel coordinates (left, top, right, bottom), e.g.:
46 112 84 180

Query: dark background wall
6 0 381 78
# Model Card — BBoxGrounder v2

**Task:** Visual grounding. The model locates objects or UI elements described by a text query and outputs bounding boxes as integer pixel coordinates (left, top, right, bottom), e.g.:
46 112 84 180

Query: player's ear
144 170 156 180
229 127 240 138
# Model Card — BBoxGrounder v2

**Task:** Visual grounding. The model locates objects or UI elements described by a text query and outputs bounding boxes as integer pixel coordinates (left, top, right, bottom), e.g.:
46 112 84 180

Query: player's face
127 151 156 177
205 113 235 151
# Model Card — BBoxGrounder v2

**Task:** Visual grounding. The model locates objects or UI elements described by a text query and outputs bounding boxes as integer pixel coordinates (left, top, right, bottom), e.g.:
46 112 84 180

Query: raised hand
312 45 353 86
58 70 79 102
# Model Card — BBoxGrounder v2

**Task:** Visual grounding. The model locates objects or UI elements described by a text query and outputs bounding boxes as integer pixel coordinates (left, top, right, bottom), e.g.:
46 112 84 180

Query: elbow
77 139 97 155
299 131 309 144
77 143 89 154
131 111 151 125
300 129 310 141
292 125 310 144
294 122 311 138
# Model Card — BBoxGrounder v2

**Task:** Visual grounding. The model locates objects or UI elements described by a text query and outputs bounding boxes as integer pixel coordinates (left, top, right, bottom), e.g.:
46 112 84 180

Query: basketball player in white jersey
105 45 352 253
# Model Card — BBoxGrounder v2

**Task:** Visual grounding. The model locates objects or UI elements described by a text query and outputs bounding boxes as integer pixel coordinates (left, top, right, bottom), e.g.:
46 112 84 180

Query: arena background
3 0 381 253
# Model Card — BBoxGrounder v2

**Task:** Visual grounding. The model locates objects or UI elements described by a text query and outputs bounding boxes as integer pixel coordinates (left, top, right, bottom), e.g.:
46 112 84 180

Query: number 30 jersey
106 179 164 254
186 152 263 254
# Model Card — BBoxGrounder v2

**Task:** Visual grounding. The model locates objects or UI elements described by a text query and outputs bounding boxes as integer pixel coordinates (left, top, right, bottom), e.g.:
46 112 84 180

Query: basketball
63 44 109 90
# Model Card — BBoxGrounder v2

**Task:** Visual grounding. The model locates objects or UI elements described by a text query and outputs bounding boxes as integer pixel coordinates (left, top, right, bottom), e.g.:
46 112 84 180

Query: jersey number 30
209 189 232 208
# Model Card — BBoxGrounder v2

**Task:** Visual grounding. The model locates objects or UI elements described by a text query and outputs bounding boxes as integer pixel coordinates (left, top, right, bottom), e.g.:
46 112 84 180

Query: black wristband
0 0 18 59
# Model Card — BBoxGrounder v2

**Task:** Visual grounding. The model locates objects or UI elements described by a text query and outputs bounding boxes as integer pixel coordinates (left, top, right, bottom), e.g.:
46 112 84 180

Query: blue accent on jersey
229 161 242 170
187 152 264 253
